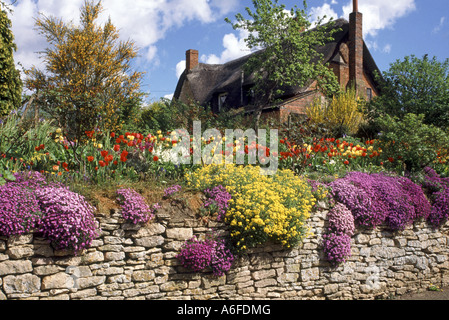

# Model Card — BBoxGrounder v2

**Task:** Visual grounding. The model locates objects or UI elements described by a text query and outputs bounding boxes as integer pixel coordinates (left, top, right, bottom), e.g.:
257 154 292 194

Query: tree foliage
225 0 340 125
25 0 144 142
377 113 449 173
370 54 449 128
0 3 22 117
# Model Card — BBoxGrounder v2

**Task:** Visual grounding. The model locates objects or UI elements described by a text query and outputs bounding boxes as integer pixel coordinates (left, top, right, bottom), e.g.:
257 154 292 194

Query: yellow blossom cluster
186 164 316 251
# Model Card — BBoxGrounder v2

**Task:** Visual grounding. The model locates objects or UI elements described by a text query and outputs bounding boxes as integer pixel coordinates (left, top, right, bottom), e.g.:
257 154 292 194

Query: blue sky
6 0 449 103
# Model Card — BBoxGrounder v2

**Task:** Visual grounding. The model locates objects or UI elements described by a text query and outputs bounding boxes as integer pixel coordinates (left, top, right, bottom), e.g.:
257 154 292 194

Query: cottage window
366 88 373 101
218 93 228 111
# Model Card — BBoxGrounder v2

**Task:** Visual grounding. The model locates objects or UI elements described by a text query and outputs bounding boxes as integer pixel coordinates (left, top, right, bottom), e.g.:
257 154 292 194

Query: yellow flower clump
186 164 316 251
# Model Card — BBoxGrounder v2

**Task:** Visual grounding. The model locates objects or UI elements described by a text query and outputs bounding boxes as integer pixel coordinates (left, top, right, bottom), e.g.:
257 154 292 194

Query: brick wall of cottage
1 201 448 300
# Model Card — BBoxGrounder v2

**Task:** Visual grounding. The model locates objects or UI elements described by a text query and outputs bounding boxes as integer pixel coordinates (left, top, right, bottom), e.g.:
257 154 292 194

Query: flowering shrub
329 172 430 231
36 186 99 254
186 164 315 251
202 185 232 221
322 232 352 266
177 236 234 276
116 188 159 224
428 190 449 227
323 203 355 266
0 184 41 237
327 203 355 236
421 167 449 227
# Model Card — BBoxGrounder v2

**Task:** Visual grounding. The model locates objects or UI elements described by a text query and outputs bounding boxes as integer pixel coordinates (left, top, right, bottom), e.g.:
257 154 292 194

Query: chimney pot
186 49 199 71
353 0 358 13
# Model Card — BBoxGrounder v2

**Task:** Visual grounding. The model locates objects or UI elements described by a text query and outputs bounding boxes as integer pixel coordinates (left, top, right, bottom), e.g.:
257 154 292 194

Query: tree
0 2 22 117
370 54 449 128
25 0 144 142
225 0 340 128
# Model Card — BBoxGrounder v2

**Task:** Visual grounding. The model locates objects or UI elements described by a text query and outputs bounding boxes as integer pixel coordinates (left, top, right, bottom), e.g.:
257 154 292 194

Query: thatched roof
173 18 381 110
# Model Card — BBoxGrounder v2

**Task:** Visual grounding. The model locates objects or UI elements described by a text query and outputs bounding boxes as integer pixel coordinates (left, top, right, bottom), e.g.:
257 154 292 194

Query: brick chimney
349 0 364 92
186 49 199 71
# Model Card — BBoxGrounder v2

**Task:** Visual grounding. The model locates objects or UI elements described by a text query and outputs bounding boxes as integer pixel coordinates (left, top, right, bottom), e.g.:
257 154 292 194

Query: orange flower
101 150 109 158
87 156 94 162
113 145 120 152
153 156 159 162
344 160 350 165
99 160 106 167
62 162 68 168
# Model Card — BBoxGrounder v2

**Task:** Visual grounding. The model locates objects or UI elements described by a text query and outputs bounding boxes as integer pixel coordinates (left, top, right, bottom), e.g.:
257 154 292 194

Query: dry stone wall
1 201 449 300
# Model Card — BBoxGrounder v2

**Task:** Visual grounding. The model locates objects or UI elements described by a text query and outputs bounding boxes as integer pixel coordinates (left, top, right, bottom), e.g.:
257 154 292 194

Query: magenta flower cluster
164 184 182 197
0 171 99 254
116 188 159 224
322 232 352 266
329 172 430 231
202 185 232 221
422 167 449 227
327 203 355 236
36 187 99 254
177 235 234 276
0 184 41 237
322 203 355 266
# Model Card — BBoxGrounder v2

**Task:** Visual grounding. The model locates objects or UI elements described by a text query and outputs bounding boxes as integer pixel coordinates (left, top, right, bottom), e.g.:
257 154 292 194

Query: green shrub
376 113 449 173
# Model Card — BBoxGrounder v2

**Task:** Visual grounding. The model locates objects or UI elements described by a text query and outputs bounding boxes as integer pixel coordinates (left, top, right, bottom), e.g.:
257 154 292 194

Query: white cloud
164 93 174 100
309 3 338 24
382 44 392 54
342 0 416 38
176 60 186 78
6 0 238 78
433 16 446 34
201 29 253 65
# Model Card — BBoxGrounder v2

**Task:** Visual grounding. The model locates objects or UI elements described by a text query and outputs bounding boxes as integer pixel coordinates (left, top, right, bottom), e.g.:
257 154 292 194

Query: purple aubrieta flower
329 172 431 231
36 186 99 254
116 188 158 224
202 185 231 221
164 184 182 197
0 184 41 237
177 236 234 276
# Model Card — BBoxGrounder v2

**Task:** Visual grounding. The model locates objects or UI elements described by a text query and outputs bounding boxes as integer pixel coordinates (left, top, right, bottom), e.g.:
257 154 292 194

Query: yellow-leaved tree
306 87 366 137
25 0 143 142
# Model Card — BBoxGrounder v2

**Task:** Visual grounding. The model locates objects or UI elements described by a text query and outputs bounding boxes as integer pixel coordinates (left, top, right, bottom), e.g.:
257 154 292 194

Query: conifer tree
0 2 22 117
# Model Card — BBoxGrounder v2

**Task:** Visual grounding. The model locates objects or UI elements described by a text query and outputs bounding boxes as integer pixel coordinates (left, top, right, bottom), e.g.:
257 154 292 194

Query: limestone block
3 274 41 294
165 228 193 241
33 265 63 276
300 268 320 282
6 245 34 259
0 260 33 276
41 273 74 290
252 269 276 281
134 236 165 248
7 234 33 246
82 251 104 264
132 270 155 282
